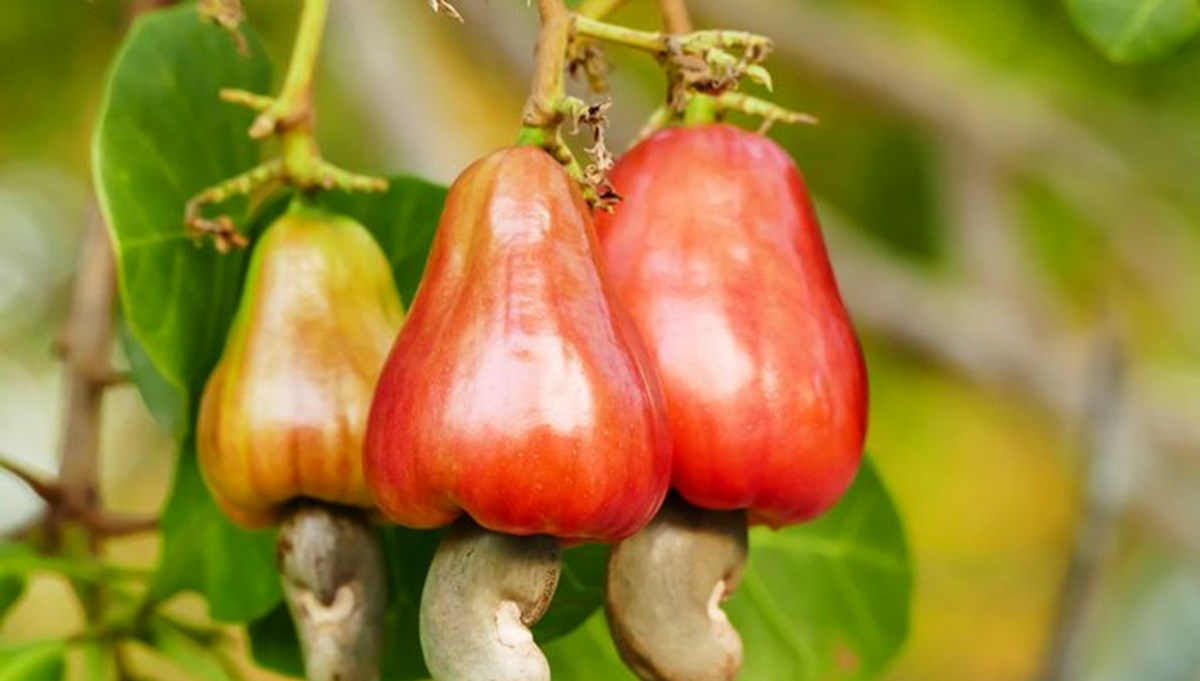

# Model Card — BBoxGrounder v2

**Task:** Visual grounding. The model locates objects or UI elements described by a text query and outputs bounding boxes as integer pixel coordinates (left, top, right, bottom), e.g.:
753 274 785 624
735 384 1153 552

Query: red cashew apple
364 146 671 681
364 145 670 542
595 123 868 681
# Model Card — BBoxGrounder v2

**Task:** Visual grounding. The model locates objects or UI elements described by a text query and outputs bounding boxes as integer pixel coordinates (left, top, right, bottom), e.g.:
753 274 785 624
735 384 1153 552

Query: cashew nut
278 503 385 681
420 520 562 681
606 498 748 681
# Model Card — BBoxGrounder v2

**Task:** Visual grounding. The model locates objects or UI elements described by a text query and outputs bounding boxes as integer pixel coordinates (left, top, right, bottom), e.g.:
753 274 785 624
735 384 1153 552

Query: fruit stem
186 0 387 249
572 16 664 52
520 0 571 136
683 94 717 126
275 0 327 133
516 0 618 208
572 17 770 58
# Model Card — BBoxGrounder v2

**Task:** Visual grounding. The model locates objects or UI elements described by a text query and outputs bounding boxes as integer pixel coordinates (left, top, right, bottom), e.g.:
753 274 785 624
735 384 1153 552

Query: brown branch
89 512 159 539
0 456 59 504
48 204 118 552
1039 333 1129 681
658 0 694 34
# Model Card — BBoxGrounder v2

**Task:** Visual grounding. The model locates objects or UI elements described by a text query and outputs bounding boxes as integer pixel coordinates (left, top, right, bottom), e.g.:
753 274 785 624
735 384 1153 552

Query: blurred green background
2 1 1199 680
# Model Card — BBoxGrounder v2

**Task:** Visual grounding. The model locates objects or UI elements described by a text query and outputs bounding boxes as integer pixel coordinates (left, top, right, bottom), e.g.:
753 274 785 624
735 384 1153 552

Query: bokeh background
2 1 1200 680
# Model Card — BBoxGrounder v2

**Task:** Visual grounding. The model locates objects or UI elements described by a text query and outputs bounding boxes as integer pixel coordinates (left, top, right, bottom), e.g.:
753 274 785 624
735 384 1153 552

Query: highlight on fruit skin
197 201 405 528
363 145 671 543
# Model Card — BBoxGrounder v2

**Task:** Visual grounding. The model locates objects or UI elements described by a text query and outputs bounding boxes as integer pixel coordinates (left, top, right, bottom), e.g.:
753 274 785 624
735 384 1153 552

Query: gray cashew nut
606 498 749 681
420 521 562 681
278 503 386 681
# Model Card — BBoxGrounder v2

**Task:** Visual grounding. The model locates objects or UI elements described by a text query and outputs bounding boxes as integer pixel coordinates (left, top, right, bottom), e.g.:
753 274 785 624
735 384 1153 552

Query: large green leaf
0 642 66 681
733 460 911 679
0 576 22 625
1064 0 1200 62
534 543 609 640
542 614 632 680
246 605 304 679
316 178 448 305
150 434 280 622
93 3 270 412
544 457 912 680
0 575 22 628
118 319 186 435
0 546 25 625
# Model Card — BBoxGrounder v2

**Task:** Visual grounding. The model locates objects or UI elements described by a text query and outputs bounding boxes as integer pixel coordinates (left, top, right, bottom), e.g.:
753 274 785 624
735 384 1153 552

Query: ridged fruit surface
594 124 867 527
198 203 404 528
365 147 670 542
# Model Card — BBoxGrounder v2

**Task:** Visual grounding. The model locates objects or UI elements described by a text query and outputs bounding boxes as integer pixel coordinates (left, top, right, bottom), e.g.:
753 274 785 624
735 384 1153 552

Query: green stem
281 129 322 182
188 0 385 243
276 0 328 129
683 94 717 125
271 0 329 182
573 17 770 57
573 16 665 52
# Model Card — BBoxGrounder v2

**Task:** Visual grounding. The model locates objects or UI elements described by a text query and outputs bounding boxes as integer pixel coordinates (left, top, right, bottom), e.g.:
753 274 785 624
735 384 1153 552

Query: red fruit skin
594 124 868 527
364 147 671 543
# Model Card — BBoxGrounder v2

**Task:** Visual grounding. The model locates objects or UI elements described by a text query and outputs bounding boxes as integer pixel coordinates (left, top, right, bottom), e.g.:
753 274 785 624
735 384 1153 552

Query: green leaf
150 434 280 623
544 457 912 681
246 605 303 679
315 177 448 305
1065 0 1200 62
143 615 235 681
93 3 270 414
733 459 911 679
0 543 29 626
534 543 608 640
0 642 66 681
543 614 631 680
375 527 441 679
0 574 24 626
118 319 185 435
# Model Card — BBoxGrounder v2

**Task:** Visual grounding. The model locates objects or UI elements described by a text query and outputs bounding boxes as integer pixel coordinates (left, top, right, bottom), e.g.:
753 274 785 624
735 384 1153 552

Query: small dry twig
428 0 464 22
